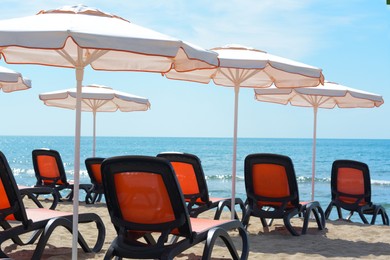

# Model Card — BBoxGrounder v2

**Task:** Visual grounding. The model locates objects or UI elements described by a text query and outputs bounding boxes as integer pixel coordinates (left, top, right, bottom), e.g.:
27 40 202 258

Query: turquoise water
1 136 390 222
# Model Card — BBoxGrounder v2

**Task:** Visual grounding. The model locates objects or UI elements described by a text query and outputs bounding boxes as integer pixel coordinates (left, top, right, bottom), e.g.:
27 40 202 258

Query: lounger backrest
157 152 209 204
85 157 105 186
245 153 299 208
101 155 192 239
0 151 29 224
32 149 68 186
331 160 371 205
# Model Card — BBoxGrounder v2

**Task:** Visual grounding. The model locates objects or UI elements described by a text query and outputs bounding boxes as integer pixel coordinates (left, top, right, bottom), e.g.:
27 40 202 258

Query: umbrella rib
84 49 110 65
221 68 265 86
240 69 261 84
220 69 236 85
81 99 96 110
301 94 317 106
56 48 110 68
83 99 111 111
317 96 333 107
56 49 77 66
304 94 324 107
301 94 334 108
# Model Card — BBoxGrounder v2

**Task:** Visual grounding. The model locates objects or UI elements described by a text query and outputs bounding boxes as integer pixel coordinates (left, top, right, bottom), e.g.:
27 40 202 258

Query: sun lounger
0 151 105 259
325 159 389 225
157 152 246 220
242 153 325 236
85 157 105 204
101 155 249 259
18 185 59 209
32 148 93 202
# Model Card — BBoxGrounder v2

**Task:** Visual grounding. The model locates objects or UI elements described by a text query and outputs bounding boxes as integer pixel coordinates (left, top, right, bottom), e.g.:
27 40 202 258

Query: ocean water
1 136 390 222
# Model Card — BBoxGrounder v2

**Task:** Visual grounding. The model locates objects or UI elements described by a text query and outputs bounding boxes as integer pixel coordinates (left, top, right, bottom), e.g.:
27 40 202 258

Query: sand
3 199 390 259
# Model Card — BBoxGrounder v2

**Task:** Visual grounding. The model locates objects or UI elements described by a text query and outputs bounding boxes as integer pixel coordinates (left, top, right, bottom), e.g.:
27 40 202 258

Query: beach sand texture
3 199 390 259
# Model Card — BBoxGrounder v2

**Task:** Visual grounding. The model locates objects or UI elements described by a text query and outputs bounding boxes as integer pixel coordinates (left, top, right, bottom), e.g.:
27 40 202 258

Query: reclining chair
0 151 105 259
85 157 105 204
157 152 246 220
101 155 249 259
32 148 93 201
18 184 59 209
325 159 389 225
243 153 325 236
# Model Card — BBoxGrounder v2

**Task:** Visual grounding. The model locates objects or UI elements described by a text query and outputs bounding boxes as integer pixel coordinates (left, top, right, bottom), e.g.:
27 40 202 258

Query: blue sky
1 0 390 139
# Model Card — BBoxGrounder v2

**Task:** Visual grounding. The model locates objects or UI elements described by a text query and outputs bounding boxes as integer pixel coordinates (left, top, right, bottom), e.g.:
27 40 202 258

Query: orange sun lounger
32 148 93 202
157 152 246 220
325 159 389 225
85 157 105 204
101 155 249 259
243 153 325 236
17 184 59 210
0 151 105 259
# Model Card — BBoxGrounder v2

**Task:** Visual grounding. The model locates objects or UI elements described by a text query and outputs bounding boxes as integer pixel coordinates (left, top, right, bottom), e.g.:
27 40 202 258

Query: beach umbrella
39 84 151 157
165 44 324 219
0 4 218 258
0 65 31 92
254 81 384 201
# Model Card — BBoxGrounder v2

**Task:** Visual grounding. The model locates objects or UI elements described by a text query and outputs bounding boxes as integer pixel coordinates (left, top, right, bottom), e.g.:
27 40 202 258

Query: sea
1 136 390 222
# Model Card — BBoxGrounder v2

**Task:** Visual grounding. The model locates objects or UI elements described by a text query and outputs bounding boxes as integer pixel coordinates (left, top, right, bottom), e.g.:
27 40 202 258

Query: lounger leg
215 200 238 220
369 208 379 225
96 193 103 203
201 227 239 260
301 207 311 235
85 190 94 204
241 210 251 230
383 212 389 226
32 217 73 259
201 226 249 260
260 217 269 229
65 189 74 201
283 211 300 236
356 210 369 224
370 206 389 225
324 202 333 219
103 240 117 260
317 206 326 230
381 208 390 225
310 208 324 231
77 213 106 252
336 206 343 219
326 202 344 221
302 205 325 235
237 198 247 221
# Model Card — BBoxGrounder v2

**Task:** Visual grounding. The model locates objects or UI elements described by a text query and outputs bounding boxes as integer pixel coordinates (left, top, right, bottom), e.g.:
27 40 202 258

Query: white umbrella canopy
254 81 384 201
39 84 151 157
0 65 31 92
0 5 218 72
165 44 325 219
0 4 218 258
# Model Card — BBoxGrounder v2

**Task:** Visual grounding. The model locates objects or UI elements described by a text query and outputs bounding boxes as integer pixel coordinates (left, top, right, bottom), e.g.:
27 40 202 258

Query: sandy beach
3 199 390 260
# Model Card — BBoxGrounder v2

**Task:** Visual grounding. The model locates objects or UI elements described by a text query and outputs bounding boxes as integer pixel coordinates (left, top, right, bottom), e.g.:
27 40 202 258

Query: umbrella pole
72 62 84 260
231 84 240 220
311 106 318 202
93 110 96 157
